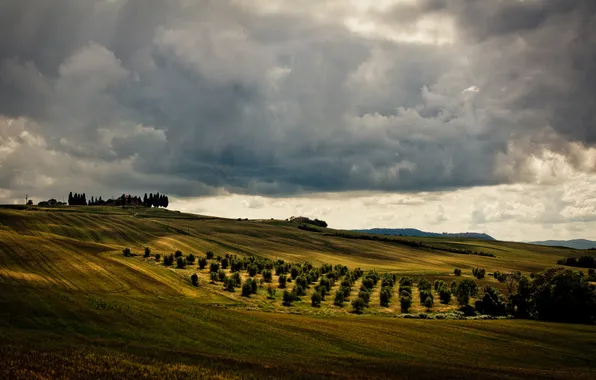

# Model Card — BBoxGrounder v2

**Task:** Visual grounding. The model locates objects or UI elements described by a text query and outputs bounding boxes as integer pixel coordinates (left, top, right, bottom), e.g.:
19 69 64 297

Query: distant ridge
354 228 495 240
529 239 596 250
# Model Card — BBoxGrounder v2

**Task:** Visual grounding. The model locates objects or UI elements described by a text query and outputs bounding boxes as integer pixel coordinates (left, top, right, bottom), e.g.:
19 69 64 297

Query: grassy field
1 205 595 379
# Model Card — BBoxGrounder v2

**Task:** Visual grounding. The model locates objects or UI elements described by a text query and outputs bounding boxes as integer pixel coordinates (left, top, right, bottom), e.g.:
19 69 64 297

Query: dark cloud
0 0 594 201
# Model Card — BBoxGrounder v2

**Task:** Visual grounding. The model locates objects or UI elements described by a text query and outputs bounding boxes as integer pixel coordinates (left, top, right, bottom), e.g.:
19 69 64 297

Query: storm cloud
0 0 595 200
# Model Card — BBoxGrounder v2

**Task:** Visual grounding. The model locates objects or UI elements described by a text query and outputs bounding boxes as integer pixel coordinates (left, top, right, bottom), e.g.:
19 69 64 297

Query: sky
0 0 595 241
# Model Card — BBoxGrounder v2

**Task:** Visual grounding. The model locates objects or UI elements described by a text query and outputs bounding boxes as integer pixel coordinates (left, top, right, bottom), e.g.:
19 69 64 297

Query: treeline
67 192 169 208
557 256 596 269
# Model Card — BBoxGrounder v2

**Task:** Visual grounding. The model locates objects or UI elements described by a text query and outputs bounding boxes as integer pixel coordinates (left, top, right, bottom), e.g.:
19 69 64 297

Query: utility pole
25 194 28 205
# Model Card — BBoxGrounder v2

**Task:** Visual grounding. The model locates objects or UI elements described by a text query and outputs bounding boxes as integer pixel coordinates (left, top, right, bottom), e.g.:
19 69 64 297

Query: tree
191 273 199 287
186 253 196 264
210 262 220 273
311 291 322 307
218 270 226 282
155 254 161 262
163 254 174 266
525 268 596 323
225 277 236 292
176 257 186 269
278 274 288 289
144 247 151 258
438 287 452 304
210 272 218 283
122 248 132 257
282 290 295 306
351 297 366 314
400 295 412 313
262 269 272 282
206 251 214 260
68 192 73 205
472 268 486 280
198 257 207 270
267 285 277 299
248 264 258 277
456 279 478 306
174 250 183 258
242 280 252 297
454 268 462 276
334 290 345 306
475 286 506 316
424 296 434 311
221 257 229 269
380 287 392 307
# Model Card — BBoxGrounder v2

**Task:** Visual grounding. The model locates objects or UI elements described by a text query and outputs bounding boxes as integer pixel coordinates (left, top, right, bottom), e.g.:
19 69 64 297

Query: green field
1 206 595 379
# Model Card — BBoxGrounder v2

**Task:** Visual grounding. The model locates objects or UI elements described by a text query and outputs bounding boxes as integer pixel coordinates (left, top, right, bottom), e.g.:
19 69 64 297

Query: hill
355 228 495 240
530 239 596 250
1 206 595 379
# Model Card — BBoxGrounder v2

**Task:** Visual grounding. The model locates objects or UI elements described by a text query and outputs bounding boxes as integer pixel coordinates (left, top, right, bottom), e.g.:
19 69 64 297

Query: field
1 205 595 379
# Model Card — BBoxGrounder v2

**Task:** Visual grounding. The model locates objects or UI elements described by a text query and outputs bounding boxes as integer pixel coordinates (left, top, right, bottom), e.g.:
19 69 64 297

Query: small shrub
210 262 220 273
206 251 214 259
122 248 132 257
186 253 196 264
454 268 462 276
220 257 229 269
334 290 345 306
251 278 258 294
198 257 207 269
174 250 183 258
191 273 199 287
351 297 366 314
144 247 151 258
399 277 413 286
278 274 288 289
311 291 322 307
210 272 218 283
218 269 226 282
155 254 161 262
176 257 186 269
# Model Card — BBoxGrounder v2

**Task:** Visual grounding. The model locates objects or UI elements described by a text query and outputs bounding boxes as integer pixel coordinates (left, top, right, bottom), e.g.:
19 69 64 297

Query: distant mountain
354 228 495 241
529 239 596 250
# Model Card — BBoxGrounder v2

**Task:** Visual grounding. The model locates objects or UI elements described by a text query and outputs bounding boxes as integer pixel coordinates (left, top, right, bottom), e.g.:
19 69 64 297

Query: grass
1 205 595 378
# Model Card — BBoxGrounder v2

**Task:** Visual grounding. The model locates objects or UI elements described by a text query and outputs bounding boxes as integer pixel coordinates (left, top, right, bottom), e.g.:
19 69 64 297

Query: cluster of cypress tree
68 192 87 205
142 193 169 208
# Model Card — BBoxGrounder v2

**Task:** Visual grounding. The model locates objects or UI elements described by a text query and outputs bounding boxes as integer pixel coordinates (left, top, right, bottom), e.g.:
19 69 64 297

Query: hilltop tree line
67 192 168 208
122 247 596 324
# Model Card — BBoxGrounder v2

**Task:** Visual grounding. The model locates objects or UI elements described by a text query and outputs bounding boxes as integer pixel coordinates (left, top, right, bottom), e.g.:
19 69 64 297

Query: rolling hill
530 239 596 250
1 205 595 379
